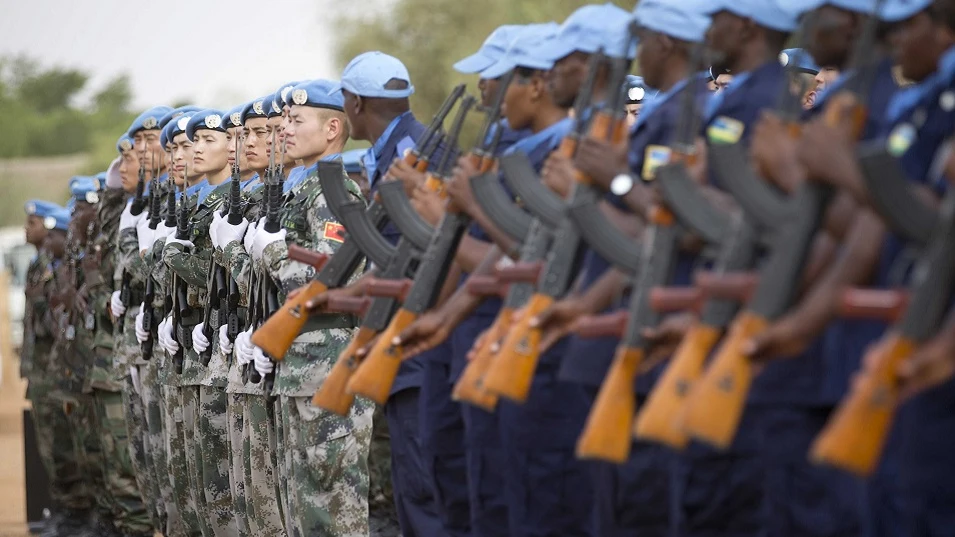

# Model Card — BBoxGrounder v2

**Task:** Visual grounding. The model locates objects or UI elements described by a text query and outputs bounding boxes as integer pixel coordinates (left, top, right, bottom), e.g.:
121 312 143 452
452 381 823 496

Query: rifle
140 173 162 360
257 140 289 391
226 136 246 345
346 97 478 404
117 155 149 330
173 180 194 374
251 87 464 357
680 7 884 449
243 176 277 384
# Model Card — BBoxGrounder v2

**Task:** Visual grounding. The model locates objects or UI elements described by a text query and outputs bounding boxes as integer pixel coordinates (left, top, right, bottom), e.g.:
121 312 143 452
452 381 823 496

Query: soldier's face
171 133 195 182
70 205 95 243
25 215 47 247
637 29 666 89
118 150 140 194
226 127 248 173
134 129 164 171
192 130 229 175
479 77 498 108
547 51 589 109
285 106 323 160
807 6 856 69
502 72 541 131
891 11 944 82
244 117 271 172
706 11 745 72
342 90 367 142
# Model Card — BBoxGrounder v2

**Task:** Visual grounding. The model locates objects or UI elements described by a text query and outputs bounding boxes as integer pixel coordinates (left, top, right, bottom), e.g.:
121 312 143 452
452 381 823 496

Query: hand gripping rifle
250 87 464 358
243 177 279 383
345 97 478 405
680 6 885 449
172 183 194 374
141 173 163 360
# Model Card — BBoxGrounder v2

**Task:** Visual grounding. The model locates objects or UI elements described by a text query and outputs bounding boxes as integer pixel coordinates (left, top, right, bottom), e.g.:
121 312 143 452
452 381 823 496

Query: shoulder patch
706 116 745 145
323 222 346 243
641 145 672 181
887 123 916 157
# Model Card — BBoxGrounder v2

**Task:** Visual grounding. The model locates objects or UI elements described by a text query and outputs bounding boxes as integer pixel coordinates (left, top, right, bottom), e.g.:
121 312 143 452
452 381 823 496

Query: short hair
316 108 351 143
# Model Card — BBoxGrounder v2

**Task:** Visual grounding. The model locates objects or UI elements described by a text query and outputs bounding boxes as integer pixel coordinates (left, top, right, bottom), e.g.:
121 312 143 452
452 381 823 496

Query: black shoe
49 509 95 537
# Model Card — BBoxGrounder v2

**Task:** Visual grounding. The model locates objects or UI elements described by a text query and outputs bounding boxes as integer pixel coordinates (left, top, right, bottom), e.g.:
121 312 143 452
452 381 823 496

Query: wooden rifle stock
810 332 916 475
576 346 643 463
451 308 513 411
312 326 379 415
346 308 418 404
251 279 328 359
634 323 721 449
839 288 909 322
481 293 554 403
680 311 767 448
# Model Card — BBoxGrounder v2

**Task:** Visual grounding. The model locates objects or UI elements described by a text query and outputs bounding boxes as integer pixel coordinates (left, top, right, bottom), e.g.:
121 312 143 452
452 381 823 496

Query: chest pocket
191 205 217 242
281 193 310 244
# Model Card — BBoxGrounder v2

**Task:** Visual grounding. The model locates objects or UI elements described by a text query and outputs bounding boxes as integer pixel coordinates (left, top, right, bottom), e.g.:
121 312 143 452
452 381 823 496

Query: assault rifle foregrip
365 278 413 300
649 287 704 314
575 346 643 463
346 308 419 405
451 307 513 411
695 271 759 302
465 275 508 298
839 288 909 322
312 326 379 415
574 311 628 339
495 262 543 284
326 296 373 316
288 244 329 270
481 293 554 403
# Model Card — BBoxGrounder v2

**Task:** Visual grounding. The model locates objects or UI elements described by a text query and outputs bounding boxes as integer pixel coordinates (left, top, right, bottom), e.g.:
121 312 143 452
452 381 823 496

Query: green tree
93 74 133 116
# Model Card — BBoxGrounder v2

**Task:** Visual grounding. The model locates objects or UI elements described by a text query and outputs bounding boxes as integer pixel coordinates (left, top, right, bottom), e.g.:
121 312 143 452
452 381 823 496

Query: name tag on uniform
707 116 745 145
641 145 672 181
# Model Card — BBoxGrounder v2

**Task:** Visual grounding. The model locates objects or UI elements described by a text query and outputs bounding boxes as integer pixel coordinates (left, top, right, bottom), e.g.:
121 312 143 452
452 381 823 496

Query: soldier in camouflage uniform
116 106 174 533
164 108 239 537
244 79 372 537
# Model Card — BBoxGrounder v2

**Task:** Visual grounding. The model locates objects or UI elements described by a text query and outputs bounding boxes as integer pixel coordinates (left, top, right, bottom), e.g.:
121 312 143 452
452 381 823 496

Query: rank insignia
143 117 158 129
204 114 222 129
230 112 242 127
642 145 672 181
887 123 916 157
120 139 133 152
706 116 745 145
323 222 347 243
253 100 265 115
292 89 308 105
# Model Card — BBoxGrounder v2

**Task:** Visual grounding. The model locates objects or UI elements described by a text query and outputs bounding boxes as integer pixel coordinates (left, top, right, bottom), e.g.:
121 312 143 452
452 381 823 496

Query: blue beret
341 148 367 174
534 3 637 62
879 0 932 22
242 95 273 123
454 25 526 74
25 200 63 221
288 79 345 111
159 105 203 130
128 106 174 137
625 75 652 103
116 134 134 154
69 176 100 205
164 112 197 146
95 171 107 186
160 120 176 148
275 81 307 109
45 206 71 231
332 52 415 99
779 48 820 74
702 0 798 32
635 0 712 43
186 109 228 142
266 94 284 118
224 104 247 129
482 23 562 80
783 0 878 17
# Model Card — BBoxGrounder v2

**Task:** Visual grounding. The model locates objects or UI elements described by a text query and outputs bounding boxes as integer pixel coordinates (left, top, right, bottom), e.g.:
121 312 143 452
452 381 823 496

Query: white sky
0 0 383 111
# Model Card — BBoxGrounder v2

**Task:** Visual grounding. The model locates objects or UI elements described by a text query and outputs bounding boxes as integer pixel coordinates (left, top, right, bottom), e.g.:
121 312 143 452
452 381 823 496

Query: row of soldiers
19 0 955 536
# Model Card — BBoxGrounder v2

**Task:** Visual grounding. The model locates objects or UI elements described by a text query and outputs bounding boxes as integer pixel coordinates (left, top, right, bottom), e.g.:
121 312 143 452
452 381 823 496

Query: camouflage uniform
163 180 238 537
264 166 372 537
86 187 153 535
369 404 401 537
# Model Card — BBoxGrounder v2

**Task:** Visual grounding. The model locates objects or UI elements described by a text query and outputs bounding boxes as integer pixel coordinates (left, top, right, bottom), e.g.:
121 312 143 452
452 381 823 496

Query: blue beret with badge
784 0 878 17
242 95 273 123
625 75 651 104
224 104 247 130
481 23 562 80
45 206 71 231
635 0 712 43
266 93 284 119
159 105 203 130
186 109 227 142
534 3 637 62
128 105 174 137
69 176 100 206
454 25 526 75
332 52 415 99
160 119 176 148
24 200 64 222
289 79 345 111
779 48 820 75
275 81 307 110
164 112 197 147
341 148 367 174
878 0 932 22
116 133 135 154
700 0 797 32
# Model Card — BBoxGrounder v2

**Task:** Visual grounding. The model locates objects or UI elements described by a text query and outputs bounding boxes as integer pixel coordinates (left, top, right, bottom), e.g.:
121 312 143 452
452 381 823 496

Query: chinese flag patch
323 222 347 243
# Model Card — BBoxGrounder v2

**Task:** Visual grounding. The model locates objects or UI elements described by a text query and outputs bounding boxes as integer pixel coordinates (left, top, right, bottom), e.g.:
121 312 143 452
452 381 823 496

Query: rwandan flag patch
707 116 745 145
642 145 672 181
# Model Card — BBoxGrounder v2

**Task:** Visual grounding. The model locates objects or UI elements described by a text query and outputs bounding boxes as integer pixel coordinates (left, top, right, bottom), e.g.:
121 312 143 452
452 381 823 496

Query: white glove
160 317 178 354
136 219 155 253
243 220 259 255
192 323 210 354
120 202 144 231
135 304 149 344
253 346 274 376
165 235 194 250
235 329 254 366
110 290 126 317
156 317 168 350
210 211 223 248
154 222 176 243
218 324 234 355
251 226 286 261
129 365 142 396
218 216 250 248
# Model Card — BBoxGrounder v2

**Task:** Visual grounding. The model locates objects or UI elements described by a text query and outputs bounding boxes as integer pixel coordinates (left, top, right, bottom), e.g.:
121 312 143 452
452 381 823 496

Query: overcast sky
0 0 380 111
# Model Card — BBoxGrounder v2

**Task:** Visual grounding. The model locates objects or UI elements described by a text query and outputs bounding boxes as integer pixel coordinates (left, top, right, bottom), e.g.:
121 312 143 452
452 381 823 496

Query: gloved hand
218 216 250 248
105 157 123 189
119 202 144 231
110 290 126 317
218 324 234 355
192 323 210 354
165 234 194 250
129 366 142 396
235 329 254 366
243 220 259 255
210 211 223 248
154 221 176 243
253 346 274 376
157 317 168 350
135 304 149 344
251 225 286 262
136 218 155 253
160 317 178 354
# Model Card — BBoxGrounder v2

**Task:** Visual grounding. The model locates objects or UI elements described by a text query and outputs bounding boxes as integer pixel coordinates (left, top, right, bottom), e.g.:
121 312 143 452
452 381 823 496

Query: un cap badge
253 100 265 115
230 112 242 127
86 191 100 204
25 202 36 215
292 89 308 105
143 117 158 129
43 216 56 230
281 85 295 103
177 116 190 131
204 114 222 129
120 139 133 151
271 100 282 114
